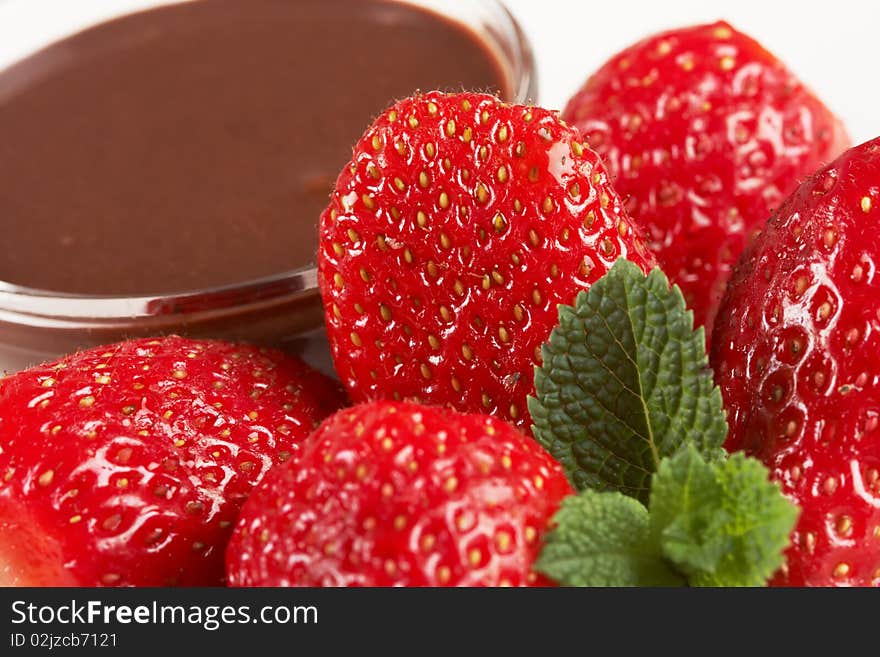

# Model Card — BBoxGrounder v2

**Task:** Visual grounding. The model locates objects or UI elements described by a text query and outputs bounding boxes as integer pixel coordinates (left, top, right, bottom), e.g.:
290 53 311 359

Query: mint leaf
650 445 799 587
529 258 727 503
535 490 684 587
649 445 728 574
536 449 798 587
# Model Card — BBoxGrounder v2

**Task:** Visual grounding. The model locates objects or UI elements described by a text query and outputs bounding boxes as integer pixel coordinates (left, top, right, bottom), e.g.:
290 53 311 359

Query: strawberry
711 138 880 586
0 336 345 586
318 91 655 432
563 21 849 339
226 400 572 586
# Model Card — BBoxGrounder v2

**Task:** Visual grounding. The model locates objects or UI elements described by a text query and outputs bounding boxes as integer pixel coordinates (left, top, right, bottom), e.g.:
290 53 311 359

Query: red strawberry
226 400 572 586
0 336 345 586
711 138 880 586
564 21 849 339
318 91 655 432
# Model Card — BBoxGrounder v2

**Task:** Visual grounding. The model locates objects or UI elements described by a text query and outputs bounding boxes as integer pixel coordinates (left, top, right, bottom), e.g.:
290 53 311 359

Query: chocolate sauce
0 0 508 294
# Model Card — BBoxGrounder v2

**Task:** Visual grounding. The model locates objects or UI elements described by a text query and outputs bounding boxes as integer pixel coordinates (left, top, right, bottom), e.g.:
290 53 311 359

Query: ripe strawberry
318 91 655 432
0 336 345 586
563 21 849 339
712 138 880 586
226 400 572 586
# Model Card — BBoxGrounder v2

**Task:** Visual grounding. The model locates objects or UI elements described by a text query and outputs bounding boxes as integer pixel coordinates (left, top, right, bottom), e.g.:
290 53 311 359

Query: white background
0 0 875 143
506 0 873 143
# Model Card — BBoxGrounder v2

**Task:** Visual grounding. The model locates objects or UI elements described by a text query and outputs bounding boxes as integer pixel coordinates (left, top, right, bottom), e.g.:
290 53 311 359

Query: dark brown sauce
0 0 508 294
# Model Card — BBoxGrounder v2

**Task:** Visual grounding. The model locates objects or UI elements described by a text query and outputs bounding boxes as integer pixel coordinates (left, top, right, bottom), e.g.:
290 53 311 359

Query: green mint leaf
650 445 799 587
649 445 728 574
529 258 727 503
535 490 685 587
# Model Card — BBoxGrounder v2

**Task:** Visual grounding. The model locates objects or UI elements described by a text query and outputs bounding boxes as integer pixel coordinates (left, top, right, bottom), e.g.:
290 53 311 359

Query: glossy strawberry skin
318 91 655 432
564 21 849 339
226 400 573 586
711 139 880 586
0 337 345 586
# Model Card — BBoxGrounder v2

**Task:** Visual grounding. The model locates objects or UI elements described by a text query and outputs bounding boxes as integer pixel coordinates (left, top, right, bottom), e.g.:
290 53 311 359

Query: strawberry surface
0 336 345 586
226 400 573 586
712 138 880 586
318 91 655 432
564 21 849 339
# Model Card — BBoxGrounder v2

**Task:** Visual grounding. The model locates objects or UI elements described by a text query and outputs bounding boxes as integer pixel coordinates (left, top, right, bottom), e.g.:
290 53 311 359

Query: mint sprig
536 447 798 587
530 258 798 586
529 259 727 503
651 446 799 586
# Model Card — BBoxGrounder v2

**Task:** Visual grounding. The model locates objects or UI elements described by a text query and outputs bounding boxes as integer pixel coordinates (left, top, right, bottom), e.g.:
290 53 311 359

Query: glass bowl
0 0 536 374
